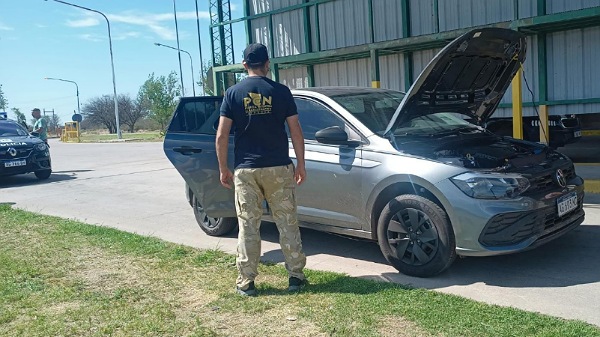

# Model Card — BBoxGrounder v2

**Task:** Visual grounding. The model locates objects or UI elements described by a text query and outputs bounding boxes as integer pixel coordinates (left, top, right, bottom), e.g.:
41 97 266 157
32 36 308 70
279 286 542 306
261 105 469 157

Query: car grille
0 148 32 160
479 193 584 247
526 166 576 194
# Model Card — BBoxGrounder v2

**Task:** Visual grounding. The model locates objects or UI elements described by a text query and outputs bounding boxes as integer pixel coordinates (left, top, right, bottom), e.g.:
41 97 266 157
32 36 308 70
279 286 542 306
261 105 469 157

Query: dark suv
0 118 52 180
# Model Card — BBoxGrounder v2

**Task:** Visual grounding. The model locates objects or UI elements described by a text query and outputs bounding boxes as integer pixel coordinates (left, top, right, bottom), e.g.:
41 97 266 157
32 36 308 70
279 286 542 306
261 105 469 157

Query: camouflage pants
234 164 306 289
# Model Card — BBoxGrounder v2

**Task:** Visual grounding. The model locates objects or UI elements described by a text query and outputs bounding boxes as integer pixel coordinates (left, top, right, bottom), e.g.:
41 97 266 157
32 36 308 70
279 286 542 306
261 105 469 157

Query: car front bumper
0 150 51 177
436 175 585 257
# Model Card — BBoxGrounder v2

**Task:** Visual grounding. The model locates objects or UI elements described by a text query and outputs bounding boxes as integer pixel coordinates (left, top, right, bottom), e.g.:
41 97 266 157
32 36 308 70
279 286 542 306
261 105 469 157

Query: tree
0 84 8 111
120 91 150 133
139 72 181 134
11 108 26 126
82 95 119 134
48 114 62 134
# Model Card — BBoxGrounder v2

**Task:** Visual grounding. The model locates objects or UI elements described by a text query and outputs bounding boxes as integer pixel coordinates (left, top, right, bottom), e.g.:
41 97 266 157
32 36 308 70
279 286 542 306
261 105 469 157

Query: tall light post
45 0 121 139
195 0 206 95
44 77 80 115
173 0 185 96
154 43 196 96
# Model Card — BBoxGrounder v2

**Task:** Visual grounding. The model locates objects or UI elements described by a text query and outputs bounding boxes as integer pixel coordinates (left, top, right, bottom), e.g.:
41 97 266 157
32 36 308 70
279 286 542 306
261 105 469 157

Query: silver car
164 28 585 277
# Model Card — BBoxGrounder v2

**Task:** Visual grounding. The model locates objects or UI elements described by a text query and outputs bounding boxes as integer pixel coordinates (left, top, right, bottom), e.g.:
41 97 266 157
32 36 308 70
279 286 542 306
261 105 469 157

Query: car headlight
34 143 47 151
451 172 530 199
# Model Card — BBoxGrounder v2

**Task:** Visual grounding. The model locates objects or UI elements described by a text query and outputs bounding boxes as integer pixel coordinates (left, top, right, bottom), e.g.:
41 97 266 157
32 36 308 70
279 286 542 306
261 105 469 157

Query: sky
0 0 246 124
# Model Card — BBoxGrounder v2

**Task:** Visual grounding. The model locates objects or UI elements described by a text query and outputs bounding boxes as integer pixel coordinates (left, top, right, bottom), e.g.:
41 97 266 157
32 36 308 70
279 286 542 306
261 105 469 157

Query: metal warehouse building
209 0 600 126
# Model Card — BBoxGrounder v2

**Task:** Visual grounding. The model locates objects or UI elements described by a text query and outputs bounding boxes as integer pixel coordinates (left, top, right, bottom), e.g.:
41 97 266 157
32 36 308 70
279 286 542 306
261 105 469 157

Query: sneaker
236 281 257 296
288 277 307 292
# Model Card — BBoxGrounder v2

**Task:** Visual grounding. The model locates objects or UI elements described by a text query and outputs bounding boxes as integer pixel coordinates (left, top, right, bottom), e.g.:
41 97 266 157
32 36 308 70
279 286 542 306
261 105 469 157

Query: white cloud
78 33 103 42
35 24 47 29
66 17 100 28
67 10 212 41
0 21 14 31
114 31 141 41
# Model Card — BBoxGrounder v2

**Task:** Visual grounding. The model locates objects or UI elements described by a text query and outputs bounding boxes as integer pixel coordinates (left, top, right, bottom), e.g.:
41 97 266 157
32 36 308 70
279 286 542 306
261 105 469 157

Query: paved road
2 139 600 326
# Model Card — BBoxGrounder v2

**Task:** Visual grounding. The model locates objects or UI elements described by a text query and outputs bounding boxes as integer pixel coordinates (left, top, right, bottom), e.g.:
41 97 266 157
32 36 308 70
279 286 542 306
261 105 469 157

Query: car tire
192 195 237 236
34 169 52 180
377 194 456 277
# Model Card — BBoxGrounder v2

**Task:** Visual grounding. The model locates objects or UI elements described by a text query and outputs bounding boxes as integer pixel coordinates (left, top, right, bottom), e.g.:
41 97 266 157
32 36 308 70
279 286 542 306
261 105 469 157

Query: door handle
173 147 203 155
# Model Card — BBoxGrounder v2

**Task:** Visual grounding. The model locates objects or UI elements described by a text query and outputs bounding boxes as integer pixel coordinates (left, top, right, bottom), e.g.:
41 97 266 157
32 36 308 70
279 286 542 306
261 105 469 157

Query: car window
330 91 405 134
168 99 224 135
294 98 346 140
0 121 29 137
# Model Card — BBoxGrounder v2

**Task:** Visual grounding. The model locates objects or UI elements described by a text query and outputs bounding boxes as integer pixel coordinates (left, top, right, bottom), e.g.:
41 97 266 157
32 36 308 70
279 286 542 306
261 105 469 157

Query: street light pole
44 77 80 115
195 0 206 95
154 43 196 96
173 0 185 96
45 0 121 139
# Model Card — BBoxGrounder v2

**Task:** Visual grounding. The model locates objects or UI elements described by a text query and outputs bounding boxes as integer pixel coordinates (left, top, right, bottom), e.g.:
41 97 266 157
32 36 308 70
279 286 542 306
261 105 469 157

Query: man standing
31 108 48 145
216 43 307 296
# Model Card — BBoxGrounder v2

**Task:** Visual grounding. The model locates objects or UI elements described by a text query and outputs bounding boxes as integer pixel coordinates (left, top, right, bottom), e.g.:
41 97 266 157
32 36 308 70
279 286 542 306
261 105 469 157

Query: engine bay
397 130 563 171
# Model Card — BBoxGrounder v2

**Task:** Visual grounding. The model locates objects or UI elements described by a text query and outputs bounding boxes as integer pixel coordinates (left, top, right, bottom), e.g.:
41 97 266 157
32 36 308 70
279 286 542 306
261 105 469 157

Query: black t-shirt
220 76 297 169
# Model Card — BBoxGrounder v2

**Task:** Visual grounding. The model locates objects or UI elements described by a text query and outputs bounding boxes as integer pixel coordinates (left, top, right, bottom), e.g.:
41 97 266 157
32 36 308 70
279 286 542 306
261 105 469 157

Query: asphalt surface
1 139 600 326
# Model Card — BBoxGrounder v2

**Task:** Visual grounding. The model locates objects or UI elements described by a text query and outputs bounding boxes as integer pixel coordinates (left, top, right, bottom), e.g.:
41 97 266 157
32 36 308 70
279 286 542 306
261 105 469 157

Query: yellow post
539 105 549 145
511 67 523 139
371 81 380 88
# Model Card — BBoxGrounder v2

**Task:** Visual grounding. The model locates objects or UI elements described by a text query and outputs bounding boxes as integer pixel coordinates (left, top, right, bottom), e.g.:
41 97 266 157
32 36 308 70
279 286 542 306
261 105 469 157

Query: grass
79 131 163 143
1 204 599 337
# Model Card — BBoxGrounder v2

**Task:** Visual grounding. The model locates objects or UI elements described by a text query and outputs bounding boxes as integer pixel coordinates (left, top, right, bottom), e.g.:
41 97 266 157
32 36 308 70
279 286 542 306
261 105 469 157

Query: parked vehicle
486 115 582 148
0 118 52 180
164 28 584 277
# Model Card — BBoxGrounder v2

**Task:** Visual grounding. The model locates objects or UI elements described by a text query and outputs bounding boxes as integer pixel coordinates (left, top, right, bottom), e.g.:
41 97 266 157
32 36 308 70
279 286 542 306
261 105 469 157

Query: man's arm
216 116 234 189
286 114 306 185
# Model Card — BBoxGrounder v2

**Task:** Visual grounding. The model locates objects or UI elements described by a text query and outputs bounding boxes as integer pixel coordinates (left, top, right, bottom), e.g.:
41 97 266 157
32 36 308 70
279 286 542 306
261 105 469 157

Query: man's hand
220 168 234 189
295 164 306 185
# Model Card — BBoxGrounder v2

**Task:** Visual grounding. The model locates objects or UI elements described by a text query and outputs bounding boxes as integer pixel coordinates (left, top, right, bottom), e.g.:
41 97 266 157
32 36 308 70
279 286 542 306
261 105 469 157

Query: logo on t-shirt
243 92 272 115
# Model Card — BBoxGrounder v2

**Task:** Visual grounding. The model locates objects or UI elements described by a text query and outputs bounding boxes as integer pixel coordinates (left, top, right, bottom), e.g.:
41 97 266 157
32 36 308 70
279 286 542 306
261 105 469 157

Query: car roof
294 86 402 96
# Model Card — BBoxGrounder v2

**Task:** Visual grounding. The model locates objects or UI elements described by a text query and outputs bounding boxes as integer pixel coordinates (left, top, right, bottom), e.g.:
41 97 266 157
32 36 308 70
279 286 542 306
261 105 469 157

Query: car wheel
34 169 52 180
377 194 456 277
192 195 237 236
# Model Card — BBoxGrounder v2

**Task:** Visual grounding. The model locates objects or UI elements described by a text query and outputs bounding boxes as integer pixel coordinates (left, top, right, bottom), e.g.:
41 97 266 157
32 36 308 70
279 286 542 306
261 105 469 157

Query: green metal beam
314 4 321 52
268 15 275 59
498 97 600 108
404 52 413 90
513 0 519 20
210 0 337 28
537 0 547 16
511 6 600 32
401 0 411 38
307 65 315 87
433 0 440 33
243 0 252 44
537 34 548 103
302 0 313 53
368 0 375 43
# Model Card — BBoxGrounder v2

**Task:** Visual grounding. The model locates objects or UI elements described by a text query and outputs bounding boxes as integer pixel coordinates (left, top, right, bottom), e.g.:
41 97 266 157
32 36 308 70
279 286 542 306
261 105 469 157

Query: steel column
512 67 524 139
370 49 380 88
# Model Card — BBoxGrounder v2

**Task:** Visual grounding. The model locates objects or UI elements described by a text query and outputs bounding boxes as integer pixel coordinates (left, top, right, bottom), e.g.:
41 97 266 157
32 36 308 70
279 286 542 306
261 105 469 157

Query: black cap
243 43 269 67
31 108 41 113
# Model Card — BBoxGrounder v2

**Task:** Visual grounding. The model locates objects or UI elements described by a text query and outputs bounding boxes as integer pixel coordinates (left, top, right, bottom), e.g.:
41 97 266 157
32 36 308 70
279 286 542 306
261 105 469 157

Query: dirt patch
379 315 438 337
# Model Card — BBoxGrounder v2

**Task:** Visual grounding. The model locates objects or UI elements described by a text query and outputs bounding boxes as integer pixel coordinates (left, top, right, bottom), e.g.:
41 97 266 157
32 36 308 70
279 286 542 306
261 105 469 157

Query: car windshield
328 91 405 134
0 122 29 137
393 112 477 136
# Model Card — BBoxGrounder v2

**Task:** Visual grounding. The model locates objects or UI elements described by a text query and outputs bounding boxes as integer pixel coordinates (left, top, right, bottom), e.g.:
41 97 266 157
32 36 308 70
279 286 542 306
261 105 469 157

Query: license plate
574 130 582 138
4 159 26 168
557 192 578 217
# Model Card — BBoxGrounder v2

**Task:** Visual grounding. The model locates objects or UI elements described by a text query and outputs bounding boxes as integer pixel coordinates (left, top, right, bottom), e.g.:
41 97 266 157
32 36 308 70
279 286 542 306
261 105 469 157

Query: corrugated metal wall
379 53 407 92
438 0 514 31
547 0 600 14
318 0 370 50
314 58 371 87
373 0 404 42
279 67 309 89
243 0 600 115
547 26 600 114
410 0 436 36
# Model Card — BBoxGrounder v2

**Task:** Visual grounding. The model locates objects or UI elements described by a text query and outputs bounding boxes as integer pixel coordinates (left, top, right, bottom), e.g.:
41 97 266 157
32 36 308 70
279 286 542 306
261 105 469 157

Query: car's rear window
168 99 222 134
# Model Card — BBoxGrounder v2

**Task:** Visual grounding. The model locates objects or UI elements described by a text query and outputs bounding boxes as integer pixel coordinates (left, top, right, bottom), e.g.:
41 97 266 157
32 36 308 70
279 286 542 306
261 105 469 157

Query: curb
582 130 600 136
585 179 600 194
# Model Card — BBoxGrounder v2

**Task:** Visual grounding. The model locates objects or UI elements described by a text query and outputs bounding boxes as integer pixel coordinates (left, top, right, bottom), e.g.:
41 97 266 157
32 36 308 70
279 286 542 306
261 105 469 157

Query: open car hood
384 28 526 136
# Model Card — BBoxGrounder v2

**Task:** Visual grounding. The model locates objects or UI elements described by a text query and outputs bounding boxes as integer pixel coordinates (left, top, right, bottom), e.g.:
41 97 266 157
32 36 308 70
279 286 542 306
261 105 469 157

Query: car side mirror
315 126 361 147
